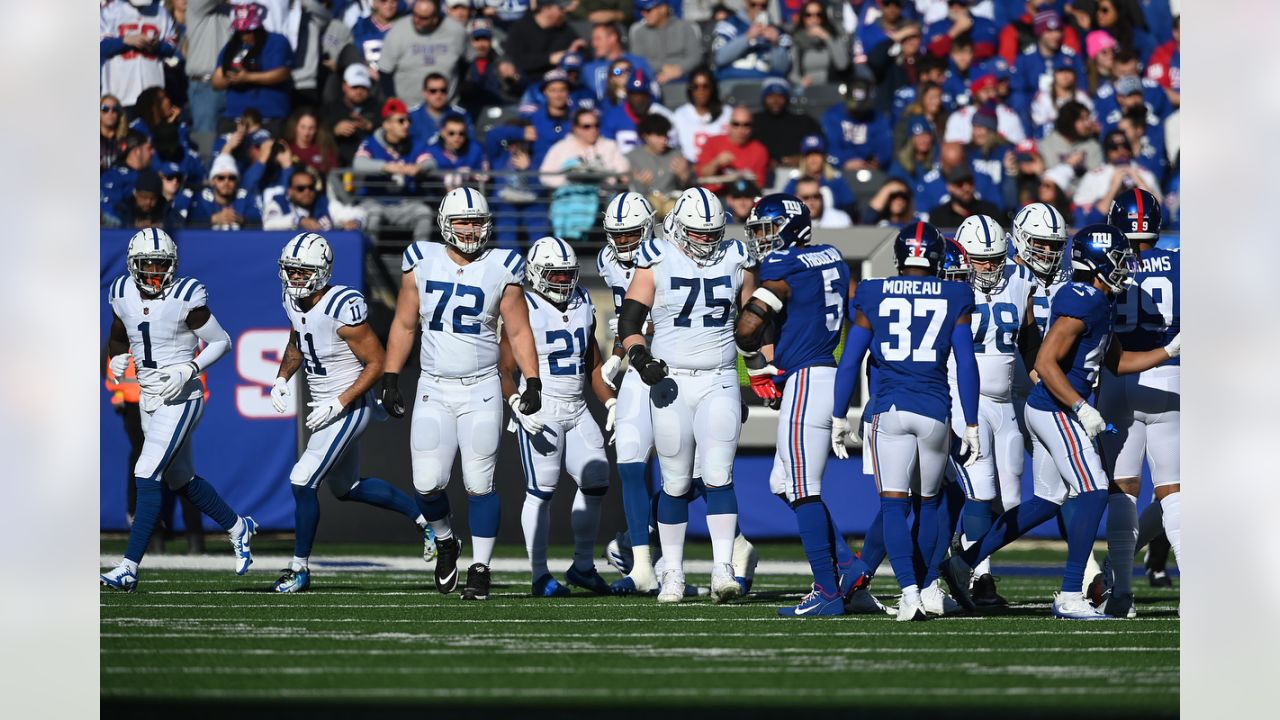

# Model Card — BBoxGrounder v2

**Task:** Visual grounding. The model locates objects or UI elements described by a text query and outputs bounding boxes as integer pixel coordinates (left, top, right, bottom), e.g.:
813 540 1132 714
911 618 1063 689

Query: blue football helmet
941 239 973 283
893 221 947 275
1071 224 1138 293
1107 188 1162 244
744 193 812 260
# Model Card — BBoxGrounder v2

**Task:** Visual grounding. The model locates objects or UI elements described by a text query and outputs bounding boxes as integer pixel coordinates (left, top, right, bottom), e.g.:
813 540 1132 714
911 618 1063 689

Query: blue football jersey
760 244 849 375
1114 247 1179 367
1028 283 1115 412
854 276 975 422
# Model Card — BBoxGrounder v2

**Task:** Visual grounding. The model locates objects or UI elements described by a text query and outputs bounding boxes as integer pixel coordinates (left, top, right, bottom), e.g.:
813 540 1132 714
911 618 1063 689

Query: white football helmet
602 191 655 264
126 228 178 297
954 214 1009 292
527 236 579 304
668 187 727 265
278 232 334 299
437 186 493 255
1011 202 1068 277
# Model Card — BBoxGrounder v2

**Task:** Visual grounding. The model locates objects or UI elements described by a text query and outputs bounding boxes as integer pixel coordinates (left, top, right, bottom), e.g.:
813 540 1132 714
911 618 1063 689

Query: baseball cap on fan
231 3 265 32
343 64 372 89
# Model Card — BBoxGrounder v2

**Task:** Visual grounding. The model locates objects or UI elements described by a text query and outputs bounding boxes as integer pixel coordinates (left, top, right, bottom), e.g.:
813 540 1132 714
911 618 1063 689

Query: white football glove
108 353 131 382
600 353 623 390
508 394 545 435
1074 401 1107 439
306 397 346 431
607 317 618 338
604 398 617 443
157 362 198 401
959 424 981 468
831 416 852 460
1164 333 1180 359
270 377 291 414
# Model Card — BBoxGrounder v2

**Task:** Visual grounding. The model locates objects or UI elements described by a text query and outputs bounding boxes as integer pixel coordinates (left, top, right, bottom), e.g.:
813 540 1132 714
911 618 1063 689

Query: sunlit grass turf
101 540 1178 718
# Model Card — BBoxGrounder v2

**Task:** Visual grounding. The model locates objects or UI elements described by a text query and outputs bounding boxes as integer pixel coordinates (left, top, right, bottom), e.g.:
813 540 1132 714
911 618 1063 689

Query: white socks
1106 492 1139 594
1159 491 1182 569
961 534 993 577
229 517 245 537
706 513 737 566
571 490 603 573
291 556 308 571
429 517 453 542
521 494 551 579
472 535 496 568
415 514 428 530
902 583 921 605
121 559 139 574
658 519 687 575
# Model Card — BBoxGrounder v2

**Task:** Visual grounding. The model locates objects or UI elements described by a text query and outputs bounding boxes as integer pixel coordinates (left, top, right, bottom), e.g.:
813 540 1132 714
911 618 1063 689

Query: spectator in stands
104 169 170 230
505 0 585 78
102 131 155 217
1037 100 1102 189
421 114 489 192
263 167 359 231
1010 9 1084 121
695 105 769 192
943 74 1025 144
894 82 946 152
712 0 792 80
821 78 893 171
751 78 822 170
890 117 940 189
863 177 917 226
865 21 923 115
158 161 191 217
601 68 676 155
1083 29 1118 95
213 114 274 175
721 177 761 223
925 0 997 61
670 68 731 164
409 72 475 147
242 138 296 207
527 70 578 164
1036 163 1075 220
284 109 339 177
491 135 547 249
1117 105 1166 185
1145 13 1179 107
851 0 912 56
187 154 263 229
212 4 294 133
626 113 692 212
540 108 629 239
941 33 977 105
569 0 634 27
101 95 129 173
378 0 468 104
889 54 947 133
629 0 704 84
998 0 1082 66
582 22 654 103
1097 74 1156 134
353 98 437 241
790 1 850 88
1028 56 1093 139
518 52 599 114
183 0 232 134
352 0 402 73
458 18 525 115
100 0 180 113
444 0 475 26
1007 138 1046 206
924 162 1000 228
784 135 857 219
322 64 380 167
1092 0 1155 64
1099 47 1174 125
964 107 1016 211
151 122 207 188
796 177 851 229
129 87 187 146
1072 129 1160 224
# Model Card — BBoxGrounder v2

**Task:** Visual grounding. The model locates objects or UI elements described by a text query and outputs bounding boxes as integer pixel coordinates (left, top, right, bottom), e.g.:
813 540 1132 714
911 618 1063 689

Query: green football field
100 538 1179 719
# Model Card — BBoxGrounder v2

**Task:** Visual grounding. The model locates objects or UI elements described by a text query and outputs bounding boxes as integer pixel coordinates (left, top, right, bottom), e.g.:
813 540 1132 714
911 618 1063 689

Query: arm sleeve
713 32 750 69
951 323 980 426
100 37 127 60
833 323 872 417
191 313 232 372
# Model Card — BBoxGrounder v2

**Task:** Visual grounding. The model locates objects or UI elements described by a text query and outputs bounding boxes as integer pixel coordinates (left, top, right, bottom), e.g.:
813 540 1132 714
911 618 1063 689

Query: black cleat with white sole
434 536 462 594
971 573 1008 607
460 562 490 601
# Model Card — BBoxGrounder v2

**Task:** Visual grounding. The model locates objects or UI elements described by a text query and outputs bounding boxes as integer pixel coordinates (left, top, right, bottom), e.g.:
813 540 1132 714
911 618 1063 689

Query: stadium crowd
101 0 1180 243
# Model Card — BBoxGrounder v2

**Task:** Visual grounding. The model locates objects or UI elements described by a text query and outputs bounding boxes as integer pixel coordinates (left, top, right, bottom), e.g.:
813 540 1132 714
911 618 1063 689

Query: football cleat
778 584 845 617
895 597 929 622
922 580 963 616
846 586 892 615
971 573 1008 607
731 534 758 595
1052 592 1113 620
604 531 633 575
422 525 438 563
230 516 257 575
565 565 611 596
531 573 570 598
460 562 491 601
434 536 463 594
1104 591 1137 619
273 566 311 593
941 555 977 610
711 562 741 604
1147 569 1173 588
100 564 138 592
656 569 686 603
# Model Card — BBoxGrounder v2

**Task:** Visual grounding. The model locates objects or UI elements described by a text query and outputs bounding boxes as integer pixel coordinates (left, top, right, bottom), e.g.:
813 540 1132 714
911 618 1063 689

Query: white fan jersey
949 264 1036 402
100 1 179 106
108 275 206 401
283 285 369 403
523 287 597 405
402 241 526 378
637 237 755 371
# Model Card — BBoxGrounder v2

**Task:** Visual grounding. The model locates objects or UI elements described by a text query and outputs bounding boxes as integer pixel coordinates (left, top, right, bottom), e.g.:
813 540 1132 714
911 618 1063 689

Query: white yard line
99 685 1174 699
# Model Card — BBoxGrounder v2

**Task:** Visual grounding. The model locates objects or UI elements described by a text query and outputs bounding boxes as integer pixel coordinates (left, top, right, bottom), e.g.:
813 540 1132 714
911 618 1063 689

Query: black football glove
381 372 405 418
628 345 669 386
518 377 542 415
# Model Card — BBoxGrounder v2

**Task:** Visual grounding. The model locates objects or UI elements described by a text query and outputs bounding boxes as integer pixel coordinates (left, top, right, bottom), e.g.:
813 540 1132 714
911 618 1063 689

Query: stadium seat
477 104 521 140
721 79 765 110
843 167 889 210
797 84 844 117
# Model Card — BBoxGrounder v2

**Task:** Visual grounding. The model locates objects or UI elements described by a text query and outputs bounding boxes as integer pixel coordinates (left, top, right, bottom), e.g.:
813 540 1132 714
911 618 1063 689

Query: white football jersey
1013 264 1069 399
596 246 636 317
949 263 1035 402
100 1 179 106
523 287 597 404
638 237 755 371
108 275 206 401
402 241 525 378
284 285 369 403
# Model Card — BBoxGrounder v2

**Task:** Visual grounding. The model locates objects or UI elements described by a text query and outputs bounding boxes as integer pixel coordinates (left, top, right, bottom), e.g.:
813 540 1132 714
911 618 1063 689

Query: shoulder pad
636 237 664 268
524 290 541 310
595 247 608 273
323 287 369 325
172 277 208 306
109 275 130 303
501 248 527 281
401 241 427 272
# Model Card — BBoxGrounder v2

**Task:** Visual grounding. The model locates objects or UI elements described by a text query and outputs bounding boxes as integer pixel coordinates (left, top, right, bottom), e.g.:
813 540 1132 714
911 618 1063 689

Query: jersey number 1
137 322 158 369
300 333 327 376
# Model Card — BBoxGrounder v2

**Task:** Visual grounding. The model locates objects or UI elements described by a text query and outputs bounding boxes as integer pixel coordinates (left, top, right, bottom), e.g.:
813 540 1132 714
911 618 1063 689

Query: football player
1095 189 1180 617
618 187 757 603
102 229 256 591
943 225 1180 619
267 233 437 593
501 236 615 597
946 216 1042 607
382 187 543 601
832 222 982 621
735 193 877 617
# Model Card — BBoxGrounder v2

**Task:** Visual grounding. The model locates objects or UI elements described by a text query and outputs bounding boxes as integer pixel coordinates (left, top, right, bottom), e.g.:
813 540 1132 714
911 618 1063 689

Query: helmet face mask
744 193 811 261
438 187 494 256
527 236 579 304
941 240 973 283
953 214 1009 292
670 187 727 266
132 258 174 295
1012 202 1068 277
278 233 334 299
1071 224 1137 294
126 228 178 297
603 192 655 264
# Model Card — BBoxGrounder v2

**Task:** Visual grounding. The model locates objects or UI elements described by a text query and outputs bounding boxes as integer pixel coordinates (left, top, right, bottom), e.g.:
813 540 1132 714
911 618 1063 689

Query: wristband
1071 399 1085 413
